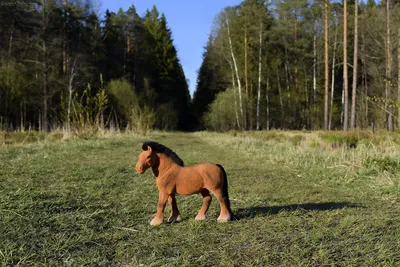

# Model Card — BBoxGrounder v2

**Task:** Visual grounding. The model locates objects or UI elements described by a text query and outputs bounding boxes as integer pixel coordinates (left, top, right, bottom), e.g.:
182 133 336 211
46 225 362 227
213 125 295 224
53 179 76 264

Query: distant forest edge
0 0 399 132
0 0 191 132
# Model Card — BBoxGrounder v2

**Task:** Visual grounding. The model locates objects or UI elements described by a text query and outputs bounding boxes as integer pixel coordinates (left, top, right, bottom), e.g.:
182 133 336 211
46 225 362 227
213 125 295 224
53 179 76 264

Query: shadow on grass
235 202 361 220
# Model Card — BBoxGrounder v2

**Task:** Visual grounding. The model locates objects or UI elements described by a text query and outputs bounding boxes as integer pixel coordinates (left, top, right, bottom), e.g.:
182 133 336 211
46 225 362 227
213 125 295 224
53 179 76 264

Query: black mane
142 141 184 166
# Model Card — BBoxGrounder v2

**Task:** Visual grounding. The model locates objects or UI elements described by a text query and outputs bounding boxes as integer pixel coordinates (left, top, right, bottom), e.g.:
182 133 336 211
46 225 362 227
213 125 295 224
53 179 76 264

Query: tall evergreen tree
192 35 227 128
144 7 191 130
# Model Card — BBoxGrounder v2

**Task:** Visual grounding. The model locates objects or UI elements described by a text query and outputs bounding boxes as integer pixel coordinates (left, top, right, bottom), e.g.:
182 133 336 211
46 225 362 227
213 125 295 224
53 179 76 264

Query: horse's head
136 145 154 174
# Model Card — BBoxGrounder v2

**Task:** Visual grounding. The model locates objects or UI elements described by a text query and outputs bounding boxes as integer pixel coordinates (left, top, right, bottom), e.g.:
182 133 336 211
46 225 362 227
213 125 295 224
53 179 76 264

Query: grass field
1 130 400 266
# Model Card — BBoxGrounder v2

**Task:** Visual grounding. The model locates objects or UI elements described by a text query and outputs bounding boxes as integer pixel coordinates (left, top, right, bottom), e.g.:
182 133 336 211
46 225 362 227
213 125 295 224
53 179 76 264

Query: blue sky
100 0 242 97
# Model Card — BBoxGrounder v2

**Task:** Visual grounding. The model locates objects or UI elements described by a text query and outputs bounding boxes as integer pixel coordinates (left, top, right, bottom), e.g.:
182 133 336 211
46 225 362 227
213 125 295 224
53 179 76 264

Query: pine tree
192 35 227 128
144 7 191 130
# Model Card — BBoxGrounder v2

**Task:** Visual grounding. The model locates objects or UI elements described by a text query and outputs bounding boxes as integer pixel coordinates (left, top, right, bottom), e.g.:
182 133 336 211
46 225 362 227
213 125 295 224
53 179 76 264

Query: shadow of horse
235 202 361 220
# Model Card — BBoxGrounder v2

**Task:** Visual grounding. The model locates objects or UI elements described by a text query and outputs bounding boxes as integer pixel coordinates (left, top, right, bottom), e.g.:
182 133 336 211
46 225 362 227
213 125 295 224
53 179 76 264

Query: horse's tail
216 164 234 218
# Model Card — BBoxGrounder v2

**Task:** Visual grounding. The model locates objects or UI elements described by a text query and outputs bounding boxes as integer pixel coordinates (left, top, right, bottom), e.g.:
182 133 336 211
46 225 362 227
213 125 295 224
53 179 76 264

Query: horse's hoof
195 214 206 221
217 216 231 223
167 215 182 223
150 217 164 226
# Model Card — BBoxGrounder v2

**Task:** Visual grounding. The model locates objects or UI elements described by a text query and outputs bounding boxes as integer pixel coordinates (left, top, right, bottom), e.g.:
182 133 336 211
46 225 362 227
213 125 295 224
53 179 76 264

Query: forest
3 2 400 265
0 0 191 132
0 0 399 132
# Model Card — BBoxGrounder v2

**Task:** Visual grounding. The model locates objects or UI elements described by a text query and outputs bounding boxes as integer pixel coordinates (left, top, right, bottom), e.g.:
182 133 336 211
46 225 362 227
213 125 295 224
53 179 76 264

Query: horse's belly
175 178 203 195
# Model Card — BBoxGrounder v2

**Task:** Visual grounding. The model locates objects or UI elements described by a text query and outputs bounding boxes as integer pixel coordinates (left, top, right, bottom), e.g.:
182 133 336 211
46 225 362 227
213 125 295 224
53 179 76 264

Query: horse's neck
152 153 180 178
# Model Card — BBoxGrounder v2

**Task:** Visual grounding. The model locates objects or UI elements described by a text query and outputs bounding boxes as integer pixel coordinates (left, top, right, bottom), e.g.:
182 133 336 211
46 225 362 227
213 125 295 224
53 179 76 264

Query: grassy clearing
1 131 400 266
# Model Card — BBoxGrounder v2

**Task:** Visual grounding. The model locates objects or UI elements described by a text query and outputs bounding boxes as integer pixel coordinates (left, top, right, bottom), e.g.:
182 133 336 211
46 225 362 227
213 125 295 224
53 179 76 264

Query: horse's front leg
151 191 168 226
167 194 181 223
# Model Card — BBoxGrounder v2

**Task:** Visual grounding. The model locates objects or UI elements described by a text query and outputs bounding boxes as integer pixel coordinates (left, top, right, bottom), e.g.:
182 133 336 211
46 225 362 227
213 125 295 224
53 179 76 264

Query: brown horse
135 141 233 226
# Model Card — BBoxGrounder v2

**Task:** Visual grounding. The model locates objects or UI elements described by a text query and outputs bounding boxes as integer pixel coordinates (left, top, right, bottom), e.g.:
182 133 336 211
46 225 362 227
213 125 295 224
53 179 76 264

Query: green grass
1 131 400 266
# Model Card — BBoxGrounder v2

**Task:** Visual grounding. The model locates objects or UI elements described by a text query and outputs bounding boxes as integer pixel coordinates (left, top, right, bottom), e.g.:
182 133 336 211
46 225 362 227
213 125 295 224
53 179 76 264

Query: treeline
193 0 400 131
0 0 191 132
3 0 400 133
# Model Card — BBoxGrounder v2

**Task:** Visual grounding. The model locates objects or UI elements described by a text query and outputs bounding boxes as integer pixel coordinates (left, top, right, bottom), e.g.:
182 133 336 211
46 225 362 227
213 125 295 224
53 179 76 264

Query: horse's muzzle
136 164 146 174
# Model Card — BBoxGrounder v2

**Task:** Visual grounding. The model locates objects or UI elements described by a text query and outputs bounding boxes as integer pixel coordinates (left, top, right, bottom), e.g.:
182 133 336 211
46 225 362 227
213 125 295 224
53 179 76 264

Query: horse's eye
146 155 151 159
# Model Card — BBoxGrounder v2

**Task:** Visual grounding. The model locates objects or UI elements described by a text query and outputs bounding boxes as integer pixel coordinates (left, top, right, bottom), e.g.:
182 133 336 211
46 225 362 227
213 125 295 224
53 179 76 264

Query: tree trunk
313 22 317 130
324 0 329 130
245 29 249 99
294 16 299 124
361 24 368 128
228 59 240 129
67 59 77 132
283 36 291 111
386 0 394 131
39 109 42 131
127 35 131 79
350 0 358 129
245 28 251 130
329 19 338 131
398 28 400 128
43 42 48 132
63 0 68 74
8 18 14 56
277 70 284 125
20 100 23 131
226 15 244 129
266 77 270 130
343 0 349 131
256 26 262 130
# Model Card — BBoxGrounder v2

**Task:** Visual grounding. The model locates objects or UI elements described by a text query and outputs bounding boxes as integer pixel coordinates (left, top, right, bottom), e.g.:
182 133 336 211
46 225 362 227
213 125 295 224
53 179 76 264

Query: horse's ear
147 146 152 153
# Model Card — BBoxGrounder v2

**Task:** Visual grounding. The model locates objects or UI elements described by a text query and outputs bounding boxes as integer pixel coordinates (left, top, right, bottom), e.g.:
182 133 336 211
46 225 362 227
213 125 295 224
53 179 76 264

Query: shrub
156 103 178 130
289 135 304 146
319 131 371 147
204 88 237 132
129 105 156 135
105 79 157 134
70 83 108 132
364 156 400 174
106 79 136 123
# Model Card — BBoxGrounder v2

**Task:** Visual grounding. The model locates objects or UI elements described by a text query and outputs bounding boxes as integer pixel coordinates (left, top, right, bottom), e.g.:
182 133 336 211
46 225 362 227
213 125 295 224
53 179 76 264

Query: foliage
365 156 400 174
129 105 156 135
318 131 372 146
70 83 108 132
192 35 228 129
106 79 137 124
0 2 190 132
204 88 237 131
156 103 179 131
2 0 400 132
193 0 400 131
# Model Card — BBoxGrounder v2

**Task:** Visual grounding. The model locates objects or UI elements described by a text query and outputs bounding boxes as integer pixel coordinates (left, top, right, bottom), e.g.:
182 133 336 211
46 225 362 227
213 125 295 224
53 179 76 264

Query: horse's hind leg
195 189 212 221
211 189 231 223
167 195 181 223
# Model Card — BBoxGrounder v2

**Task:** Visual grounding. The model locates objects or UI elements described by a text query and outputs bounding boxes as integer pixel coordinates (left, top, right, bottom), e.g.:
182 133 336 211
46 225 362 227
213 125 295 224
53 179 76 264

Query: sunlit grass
1 131 400 266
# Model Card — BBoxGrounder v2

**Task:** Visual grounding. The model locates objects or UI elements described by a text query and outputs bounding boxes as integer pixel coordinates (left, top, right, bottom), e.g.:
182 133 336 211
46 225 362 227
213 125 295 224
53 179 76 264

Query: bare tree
244 28 249 99
329 14 338 130
62 0 68 74
67 59 77 132
265 77 270 130
219 31 240 129
324 0 329 130
225 12 244 129
225 53 241 129
398 28 400 128
343 0 349 131
350 0 358 129
256 19 263 130
313 21 317 129
385 0 394 131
